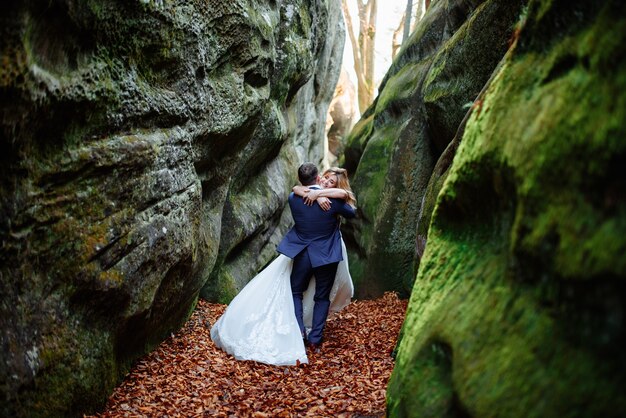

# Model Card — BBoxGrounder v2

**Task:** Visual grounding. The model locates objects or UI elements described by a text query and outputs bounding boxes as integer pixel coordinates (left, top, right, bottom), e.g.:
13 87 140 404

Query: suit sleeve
332 199 356 219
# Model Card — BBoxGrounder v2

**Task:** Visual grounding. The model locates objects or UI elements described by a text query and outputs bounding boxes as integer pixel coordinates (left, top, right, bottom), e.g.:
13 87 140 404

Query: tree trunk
342 0 377 114
392 12 404 58
414 0 424 30
402 0 413 43
363 0 377 111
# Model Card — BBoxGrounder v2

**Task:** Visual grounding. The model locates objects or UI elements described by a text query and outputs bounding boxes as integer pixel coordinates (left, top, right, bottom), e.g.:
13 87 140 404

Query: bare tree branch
342 0 363 78
402 0 413 43
392 11 405 59
342 0 378 113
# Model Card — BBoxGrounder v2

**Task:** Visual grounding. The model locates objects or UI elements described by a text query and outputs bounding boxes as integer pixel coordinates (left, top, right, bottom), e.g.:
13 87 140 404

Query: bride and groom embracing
211 162 357 366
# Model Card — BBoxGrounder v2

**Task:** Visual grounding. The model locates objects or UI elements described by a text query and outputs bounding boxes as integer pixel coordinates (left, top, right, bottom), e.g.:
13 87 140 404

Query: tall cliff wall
343 0 525 297
0 0 343 416
386 0 626 415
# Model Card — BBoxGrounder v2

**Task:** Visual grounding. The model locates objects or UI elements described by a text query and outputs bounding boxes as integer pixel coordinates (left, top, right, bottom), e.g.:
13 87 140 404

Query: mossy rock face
388 0 626 416
201 0 346 300
343 0 524 298
0 0 342 416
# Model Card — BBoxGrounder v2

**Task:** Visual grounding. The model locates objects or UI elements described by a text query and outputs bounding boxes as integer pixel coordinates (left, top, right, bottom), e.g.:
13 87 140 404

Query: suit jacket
277 189 356 267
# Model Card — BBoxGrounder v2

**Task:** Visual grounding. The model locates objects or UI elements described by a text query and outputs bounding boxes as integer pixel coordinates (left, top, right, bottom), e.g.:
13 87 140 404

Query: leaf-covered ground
91 292 407 417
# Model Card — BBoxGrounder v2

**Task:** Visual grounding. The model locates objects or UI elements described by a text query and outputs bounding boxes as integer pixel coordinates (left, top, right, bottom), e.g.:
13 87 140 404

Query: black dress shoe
307 342 321 354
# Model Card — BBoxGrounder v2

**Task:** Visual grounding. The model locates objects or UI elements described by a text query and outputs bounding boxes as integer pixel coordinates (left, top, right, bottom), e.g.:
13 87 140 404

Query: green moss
245 4 277 42
18 325 117 418
345 249 366 290
375 62 424 112
343 113 374 172
353 123 402 227
388 1 626 416
346 113 374 149
297 3 312 39
203 268 239 305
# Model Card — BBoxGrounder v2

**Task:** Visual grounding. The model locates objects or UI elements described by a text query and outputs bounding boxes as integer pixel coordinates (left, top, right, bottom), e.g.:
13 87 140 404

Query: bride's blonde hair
323 167 356 207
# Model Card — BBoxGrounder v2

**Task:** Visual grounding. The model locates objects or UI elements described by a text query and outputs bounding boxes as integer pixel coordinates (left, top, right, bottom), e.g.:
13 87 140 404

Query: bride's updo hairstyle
324 167 357 207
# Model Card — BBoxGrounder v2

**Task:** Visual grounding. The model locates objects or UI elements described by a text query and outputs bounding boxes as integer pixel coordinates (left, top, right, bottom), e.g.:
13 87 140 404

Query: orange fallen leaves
89 292 407 418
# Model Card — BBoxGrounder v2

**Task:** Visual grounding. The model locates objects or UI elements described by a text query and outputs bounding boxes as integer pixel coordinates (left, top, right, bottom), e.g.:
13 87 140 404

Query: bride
210 167 356 366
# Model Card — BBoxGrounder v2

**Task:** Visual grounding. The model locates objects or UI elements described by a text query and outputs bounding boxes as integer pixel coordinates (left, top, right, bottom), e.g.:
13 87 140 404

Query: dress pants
290 249 339 345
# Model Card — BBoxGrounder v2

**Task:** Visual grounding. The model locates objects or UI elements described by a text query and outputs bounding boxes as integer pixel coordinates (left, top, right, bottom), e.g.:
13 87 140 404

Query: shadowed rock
343 0 524 297
388 0 626 415
0 0 343 416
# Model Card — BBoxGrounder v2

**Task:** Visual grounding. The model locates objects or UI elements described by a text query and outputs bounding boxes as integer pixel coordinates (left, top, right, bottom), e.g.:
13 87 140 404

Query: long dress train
210 239 353 366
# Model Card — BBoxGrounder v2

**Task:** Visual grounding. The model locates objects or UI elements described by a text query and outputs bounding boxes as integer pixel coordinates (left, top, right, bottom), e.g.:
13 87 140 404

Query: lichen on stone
387 0 626 416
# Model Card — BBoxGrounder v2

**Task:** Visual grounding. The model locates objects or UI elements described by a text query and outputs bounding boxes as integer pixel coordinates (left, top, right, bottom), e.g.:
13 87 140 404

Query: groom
277 162 356 351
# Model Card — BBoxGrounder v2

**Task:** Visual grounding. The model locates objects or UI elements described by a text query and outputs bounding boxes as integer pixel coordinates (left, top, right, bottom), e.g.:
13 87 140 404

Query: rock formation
324 68 356 167
0 0 343 416
343 0 525 298
387 0 626 415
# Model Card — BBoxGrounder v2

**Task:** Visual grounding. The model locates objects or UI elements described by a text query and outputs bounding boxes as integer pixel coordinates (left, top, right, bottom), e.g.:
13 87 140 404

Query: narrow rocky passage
90 292 407 417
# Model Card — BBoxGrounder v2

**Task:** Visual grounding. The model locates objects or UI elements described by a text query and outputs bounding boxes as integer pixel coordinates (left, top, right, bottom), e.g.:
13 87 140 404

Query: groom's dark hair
298 162 318 186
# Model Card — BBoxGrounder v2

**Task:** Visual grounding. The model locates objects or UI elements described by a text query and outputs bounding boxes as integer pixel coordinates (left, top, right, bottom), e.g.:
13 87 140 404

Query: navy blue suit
277 188 356 345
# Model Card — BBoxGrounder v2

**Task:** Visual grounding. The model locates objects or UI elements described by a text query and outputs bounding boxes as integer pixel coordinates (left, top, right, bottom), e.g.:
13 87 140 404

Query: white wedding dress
210 239 353 366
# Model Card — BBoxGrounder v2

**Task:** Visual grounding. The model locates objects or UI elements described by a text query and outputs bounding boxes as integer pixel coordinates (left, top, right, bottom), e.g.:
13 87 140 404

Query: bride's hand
317 197 331 211
304 189 321 205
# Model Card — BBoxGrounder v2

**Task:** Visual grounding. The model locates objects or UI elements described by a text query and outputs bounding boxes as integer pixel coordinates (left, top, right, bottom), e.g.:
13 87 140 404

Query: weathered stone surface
388 0 626 416
343 0 523 297
203 0 346 301
0 0 342 416
325 69 356 167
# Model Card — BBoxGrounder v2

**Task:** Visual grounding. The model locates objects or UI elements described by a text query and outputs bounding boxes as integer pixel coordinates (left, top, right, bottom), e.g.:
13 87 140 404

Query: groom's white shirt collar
308 185 321 189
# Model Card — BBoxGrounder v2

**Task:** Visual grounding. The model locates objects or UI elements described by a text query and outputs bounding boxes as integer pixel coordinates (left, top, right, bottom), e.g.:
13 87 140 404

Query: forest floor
89 292 407 418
